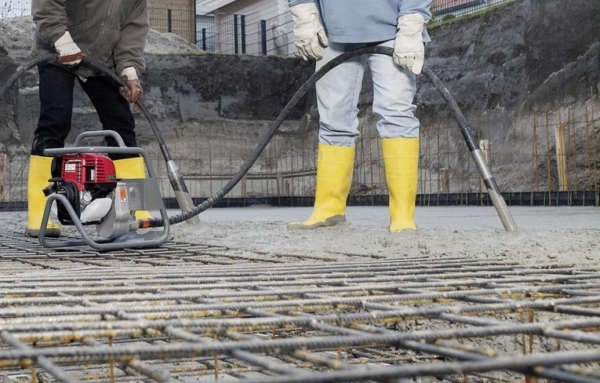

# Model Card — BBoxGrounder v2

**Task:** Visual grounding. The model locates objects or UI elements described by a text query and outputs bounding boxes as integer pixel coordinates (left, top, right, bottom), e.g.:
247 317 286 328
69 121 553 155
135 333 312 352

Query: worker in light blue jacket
287 0 431 233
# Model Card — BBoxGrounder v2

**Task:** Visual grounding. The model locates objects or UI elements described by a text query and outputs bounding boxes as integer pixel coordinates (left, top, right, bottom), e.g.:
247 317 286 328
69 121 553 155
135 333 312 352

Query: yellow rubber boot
289 144 355 229
113 157 154 219
25 155 61 238
382 138 419 233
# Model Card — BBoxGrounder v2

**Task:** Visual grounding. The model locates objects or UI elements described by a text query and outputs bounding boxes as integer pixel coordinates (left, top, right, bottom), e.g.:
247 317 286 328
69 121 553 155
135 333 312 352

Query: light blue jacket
288 0 432 44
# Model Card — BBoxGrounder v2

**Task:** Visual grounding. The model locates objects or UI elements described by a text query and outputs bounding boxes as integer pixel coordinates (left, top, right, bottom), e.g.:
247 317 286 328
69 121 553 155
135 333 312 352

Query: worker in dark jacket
27 0 151 237
288 0 431 232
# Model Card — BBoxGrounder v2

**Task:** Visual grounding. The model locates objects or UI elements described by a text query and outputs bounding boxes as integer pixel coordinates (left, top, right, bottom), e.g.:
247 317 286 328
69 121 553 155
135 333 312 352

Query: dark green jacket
32 0 149 75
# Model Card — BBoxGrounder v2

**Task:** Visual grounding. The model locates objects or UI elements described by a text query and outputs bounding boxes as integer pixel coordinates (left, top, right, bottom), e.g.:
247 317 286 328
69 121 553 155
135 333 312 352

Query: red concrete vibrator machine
38 130 170 251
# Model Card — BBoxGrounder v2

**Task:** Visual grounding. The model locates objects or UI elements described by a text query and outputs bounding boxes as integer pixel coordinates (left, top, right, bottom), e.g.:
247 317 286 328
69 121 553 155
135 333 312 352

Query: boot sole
25 228 61 238
288 215 346 230
389 224 418 233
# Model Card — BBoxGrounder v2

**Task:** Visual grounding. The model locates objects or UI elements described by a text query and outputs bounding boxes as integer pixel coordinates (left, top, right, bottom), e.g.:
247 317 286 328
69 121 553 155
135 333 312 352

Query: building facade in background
194 0 498 56
196 0 293 55
0 0 199 43
0 0 495 51
148 0 197 43
0 0 498 49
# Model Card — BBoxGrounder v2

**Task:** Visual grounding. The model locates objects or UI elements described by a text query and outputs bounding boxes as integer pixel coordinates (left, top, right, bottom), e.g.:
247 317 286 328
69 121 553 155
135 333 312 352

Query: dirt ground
3 205 599 266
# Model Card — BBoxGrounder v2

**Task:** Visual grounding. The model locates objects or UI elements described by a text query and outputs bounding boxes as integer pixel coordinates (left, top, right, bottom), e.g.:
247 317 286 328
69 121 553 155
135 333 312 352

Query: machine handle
73 130 128 147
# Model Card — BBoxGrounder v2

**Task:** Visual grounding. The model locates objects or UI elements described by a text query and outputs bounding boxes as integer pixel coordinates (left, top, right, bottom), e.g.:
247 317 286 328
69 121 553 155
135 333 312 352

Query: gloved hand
290 3 328 61
54 31 83 66
394 13 426 75
120 67 144 104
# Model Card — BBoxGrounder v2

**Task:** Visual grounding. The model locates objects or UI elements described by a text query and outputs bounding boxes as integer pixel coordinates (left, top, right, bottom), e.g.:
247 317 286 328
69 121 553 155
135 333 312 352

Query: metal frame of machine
38 131 170 251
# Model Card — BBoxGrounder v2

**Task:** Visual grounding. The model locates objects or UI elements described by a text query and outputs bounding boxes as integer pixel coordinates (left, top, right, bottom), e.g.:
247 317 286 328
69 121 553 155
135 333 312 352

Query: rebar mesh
1 232 600 382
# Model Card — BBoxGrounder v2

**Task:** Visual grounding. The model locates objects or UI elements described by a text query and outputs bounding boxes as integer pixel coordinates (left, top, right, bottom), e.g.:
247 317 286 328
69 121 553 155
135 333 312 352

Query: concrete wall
415 0 600 192
0 43 315 201
1 0 600 204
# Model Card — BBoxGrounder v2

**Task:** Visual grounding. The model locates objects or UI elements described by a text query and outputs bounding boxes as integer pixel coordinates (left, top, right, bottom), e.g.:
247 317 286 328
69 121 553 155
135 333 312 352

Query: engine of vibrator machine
43 153 132 238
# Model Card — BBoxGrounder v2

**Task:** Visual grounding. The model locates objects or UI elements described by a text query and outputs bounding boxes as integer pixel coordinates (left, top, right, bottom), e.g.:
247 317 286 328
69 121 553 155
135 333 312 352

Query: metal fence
197 11 294 56
149 7 197 45
197 0 516 56
0 0 29 18
2 96 599 208
160 99 600 207
432 0 515 19
1 0 516 54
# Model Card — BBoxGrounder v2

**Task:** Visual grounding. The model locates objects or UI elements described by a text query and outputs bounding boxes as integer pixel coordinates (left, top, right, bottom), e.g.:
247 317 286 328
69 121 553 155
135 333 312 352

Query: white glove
121 67 139 81
394 14 426 75
290 3 328 61
120 67 144 103
54 31 83 66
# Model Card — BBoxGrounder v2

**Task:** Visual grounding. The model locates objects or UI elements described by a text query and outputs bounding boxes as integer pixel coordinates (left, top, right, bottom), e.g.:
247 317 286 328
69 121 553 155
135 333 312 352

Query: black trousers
32 64 138 160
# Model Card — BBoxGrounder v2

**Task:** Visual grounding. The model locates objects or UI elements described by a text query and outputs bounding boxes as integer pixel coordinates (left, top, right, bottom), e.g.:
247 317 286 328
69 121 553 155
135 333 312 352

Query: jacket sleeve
399 0 433 21
288 0 315 7
113 0 149 75
32 0 68 45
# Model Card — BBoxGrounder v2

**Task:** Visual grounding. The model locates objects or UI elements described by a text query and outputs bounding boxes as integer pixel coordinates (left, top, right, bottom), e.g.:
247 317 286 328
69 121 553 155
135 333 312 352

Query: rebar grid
1 234 600 382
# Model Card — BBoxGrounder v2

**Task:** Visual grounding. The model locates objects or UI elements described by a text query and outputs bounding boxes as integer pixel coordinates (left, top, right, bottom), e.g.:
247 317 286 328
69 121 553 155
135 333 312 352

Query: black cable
0 55 52 101
0 52 364 229
1 47 512 231
160 46 515 231
143 46 389 227
0 55 194 210
142 45 489 228
1 56 168 152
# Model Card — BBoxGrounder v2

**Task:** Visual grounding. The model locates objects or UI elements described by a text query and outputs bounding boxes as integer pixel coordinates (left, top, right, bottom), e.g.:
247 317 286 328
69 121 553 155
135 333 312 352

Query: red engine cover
61 153 117 191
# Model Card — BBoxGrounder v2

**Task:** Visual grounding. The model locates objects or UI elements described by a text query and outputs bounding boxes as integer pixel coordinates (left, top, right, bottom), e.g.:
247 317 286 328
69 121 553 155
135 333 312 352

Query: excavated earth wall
0 0 599 200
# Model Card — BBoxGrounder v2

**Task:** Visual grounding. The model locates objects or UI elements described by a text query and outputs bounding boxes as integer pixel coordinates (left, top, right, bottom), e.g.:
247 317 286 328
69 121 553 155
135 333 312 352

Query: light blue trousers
315 40 419 147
